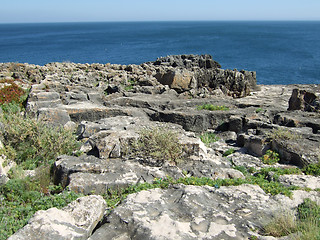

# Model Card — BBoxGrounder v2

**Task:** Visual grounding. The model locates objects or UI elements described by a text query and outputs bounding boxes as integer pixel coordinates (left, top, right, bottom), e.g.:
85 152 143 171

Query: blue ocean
0 21 319 85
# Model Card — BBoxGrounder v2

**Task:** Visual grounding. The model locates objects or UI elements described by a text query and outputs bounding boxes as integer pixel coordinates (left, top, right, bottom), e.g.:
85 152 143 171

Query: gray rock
9 195 106 240
37 108 71 126
278 174 320 190
288 88 320 112
89 184 320 240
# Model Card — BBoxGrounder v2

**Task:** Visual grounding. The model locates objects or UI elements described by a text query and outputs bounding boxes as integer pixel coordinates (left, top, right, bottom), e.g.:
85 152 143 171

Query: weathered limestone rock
37 108 71 126
155 69 196 93
288 88 320 112
153 54 221 69
278 174 320 190
89 184 320 240
271 137 320 167
9 195 106 240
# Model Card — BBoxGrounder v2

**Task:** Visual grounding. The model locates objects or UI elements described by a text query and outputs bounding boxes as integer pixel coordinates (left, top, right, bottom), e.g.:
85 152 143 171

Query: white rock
8 195 106 240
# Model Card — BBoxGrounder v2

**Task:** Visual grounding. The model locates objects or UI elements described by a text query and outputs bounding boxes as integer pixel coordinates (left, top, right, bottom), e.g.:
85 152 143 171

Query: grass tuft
197 104 229 111
200 132 219 146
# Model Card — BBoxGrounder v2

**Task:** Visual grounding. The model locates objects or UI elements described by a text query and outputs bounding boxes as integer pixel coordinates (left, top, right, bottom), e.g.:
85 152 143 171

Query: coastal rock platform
1 55 319 239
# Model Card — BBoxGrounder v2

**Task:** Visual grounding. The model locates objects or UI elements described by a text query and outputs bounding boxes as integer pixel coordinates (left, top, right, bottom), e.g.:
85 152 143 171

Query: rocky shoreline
1 55 319 239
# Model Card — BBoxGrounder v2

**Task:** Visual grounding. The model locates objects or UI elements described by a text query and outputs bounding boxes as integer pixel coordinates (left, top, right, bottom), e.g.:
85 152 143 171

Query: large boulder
8 195 106 240
154 69 196 93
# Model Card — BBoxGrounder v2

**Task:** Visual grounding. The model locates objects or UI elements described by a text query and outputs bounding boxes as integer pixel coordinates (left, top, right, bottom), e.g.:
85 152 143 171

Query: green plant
263 210 297 237
255 108 264 113
303 161 320 176
0 82 27 106
268 128 301 141
197 104 229 111
199 132 219 146
0 103 80 169
263 198 320 239
124 85 134 91
262 150 280 165
128 127 183 165
223 148 235 157
124 79 136 91
0 177 82 240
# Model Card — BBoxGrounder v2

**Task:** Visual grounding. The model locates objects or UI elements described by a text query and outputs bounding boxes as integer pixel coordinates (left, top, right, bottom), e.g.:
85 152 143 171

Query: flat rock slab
89 184 320 240
53 154 243 195
9 195 106 240
278 174 320 190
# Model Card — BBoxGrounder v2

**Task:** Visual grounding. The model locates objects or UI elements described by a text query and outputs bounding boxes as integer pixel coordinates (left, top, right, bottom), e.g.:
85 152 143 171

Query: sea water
0 21 319 85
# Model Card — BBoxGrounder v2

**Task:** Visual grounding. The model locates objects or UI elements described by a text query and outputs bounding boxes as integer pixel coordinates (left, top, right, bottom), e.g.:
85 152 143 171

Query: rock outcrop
288 88 320 112
1 55 320 240
89 185 319 240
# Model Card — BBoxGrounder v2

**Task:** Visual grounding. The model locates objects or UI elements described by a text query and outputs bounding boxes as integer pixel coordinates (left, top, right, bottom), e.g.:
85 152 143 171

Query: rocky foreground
1 55 320 239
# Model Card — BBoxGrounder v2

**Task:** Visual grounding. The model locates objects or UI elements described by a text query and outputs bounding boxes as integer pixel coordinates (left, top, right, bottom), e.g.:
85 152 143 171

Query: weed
268 128 301 141
0 103 80 169
200 132 219 146
0 178 82 240
124 85 134 91
223 148 235 157
263 198 320 239
262 150 280 165
124 78 136 91
303 161 320 176
197 104 229 111
128 127 183 165
263 210 297 237
255 108 264 113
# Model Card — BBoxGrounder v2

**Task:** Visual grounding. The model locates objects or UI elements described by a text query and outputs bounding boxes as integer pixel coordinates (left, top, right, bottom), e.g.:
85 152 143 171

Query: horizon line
1 19 320 25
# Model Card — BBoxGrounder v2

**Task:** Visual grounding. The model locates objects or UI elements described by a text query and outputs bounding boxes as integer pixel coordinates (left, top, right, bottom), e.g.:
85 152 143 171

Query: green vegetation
268 128 301 141
199 132 219 146
197 104 229 111
263 198 320 239
262 150 280 165
0 102 82 240
223 148 235 157
0 177 82 240
124 78 136 91
255 107 264 113
0 80 28 106
0 103 80 170
128 126 183 165
303 161 320 176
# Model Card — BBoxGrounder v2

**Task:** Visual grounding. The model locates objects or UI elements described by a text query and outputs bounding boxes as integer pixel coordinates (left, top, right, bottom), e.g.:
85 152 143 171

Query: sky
1 0 320 23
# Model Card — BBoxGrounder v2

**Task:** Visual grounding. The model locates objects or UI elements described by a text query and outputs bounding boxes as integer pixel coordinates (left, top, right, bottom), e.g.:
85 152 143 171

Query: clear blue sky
1 0 320 23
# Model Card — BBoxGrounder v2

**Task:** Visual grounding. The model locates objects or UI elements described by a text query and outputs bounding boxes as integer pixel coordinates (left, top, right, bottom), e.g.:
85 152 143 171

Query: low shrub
303 161 320 176
263 210 297 237
197 104 229 111
0 178 82 240
262 150 280 165
200 132 219 146
0 103 80 169
128 126 183 165
0 81 27 106
268 128 301 141
255 108 264 113
223 148 235 157
263 198 320 239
